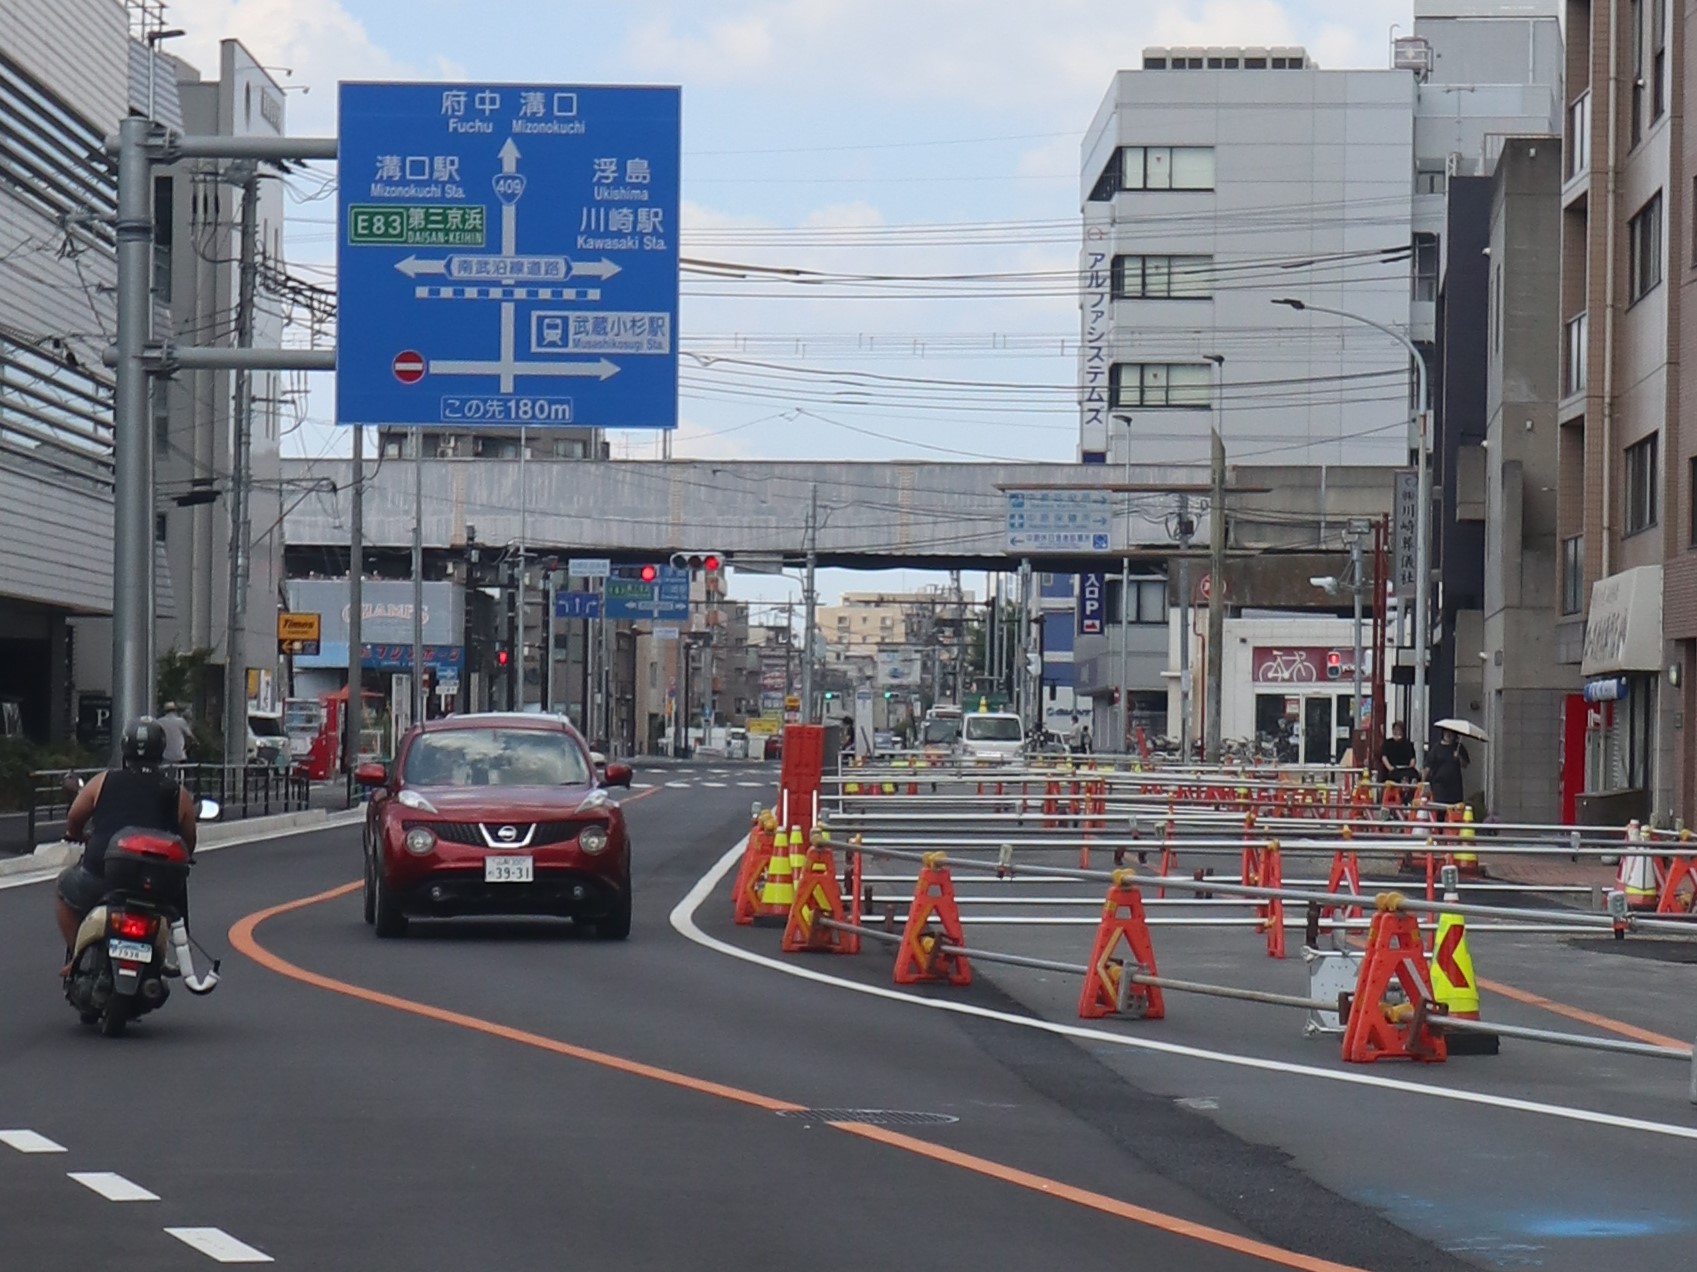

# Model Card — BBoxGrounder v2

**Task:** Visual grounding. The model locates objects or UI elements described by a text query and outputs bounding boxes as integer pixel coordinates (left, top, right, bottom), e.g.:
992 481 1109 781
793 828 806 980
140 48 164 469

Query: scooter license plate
107 938 153 963
484 855 534 883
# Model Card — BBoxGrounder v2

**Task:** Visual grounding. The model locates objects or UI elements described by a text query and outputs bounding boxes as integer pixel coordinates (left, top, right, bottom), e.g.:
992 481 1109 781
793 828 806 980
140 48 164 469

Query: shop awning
1580 564 1662 677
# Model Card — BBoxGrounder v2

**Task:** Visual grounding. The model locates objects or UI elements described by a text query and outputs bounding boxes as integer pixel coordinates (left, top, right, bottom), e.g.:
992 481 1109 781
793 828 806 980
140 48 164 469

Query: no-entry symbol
392 350 425 384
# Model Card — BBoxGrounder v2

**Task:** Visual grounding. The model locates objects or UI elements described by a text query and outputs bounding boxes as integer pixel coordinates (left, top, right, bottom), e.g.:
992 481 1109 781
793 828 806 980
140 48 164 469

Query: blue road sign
337 82 680 430
605 565 689 620
554 591 603 619
1078 572 1105 636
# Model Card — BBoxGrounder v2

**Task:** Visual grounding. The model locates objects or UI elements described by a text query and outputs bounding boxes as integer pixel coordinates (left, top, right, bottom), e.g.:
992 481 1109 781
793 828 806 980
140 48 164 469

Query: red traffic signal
670 551 727 576
640 563 659 583
496 647 509 666
703 554 721 573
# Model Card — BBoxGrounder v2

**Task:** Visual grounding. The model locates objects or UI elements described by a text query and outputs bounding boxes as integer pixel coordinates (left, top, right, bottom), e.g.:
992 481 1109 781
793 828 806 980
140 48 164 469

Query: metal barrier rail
838 833 1677 861
26 763 311 841
839 843 1697 937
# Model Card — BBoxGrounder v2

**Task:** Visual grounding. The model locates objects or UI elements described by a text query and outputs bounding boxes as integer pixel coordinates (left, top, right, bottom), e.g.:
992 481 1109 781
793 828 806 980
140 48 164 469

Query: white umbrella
1434 718 1489 743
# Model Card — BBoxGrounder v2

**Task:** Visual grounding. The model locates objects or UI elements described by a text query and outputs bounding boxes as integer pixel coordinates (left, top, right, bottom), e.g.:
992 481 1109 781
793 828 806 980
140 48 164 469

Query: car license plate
107 938 153 963
484 855 534 883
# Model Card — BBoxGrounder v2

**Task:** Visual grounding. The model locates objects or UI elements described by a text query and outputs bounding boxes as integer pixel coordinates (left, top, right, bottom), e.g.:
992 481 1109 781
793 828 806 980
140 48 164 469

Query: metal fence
26 763 312 847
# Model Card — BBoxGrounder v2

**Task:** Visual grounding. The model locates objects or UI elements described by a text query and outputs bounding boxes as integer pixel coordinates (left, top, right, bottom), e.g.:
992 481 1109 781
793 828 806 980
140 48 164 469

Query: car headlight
404 827 436 855
397 789 439 814
578 825 609 854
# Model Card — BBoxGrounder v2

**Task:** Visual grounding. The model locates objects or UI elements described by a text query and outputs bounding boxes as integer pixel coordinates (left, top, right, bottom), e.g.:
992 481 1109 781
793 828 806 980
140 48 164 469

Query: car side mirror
354 761 389 788
196 798 221 822
603 762 633 789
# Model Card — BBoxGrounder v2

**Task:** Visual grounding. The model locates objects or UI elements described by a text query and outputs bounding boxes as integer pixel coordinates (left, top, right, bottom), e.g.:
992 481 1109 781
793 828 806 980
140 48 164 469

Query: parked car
356 712 634 939
247 710 289 768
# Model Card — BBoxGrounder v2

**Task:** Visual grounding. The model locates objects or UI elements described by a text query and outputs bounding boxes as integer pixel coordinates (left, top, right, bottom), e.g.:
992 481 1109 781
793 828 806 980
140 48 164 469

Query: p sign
1078 572 1106 636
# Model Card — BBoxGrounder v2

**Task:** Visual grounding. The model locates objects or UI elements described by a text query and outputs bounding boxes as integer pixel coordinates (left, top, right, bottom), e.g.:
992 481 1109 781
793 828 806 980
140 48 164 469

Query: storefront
1576 565 1662 824
1214 618 1367 765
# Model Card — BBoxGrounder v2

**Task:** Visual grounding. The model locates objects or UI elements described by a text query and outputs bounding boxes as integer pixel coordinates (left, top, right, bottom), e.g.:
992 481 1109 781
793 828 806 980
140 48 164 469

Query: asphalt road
0 761 1657 1271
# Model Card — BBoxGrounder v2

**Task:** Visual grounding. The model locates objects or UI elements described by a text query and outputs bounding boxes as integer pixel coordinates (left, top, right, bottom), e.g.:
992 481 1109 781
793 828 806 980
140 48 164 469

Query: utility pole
1205 427 1226 763
410 430 424 728
1349 519 1368 745
515 427 528 709
1176 494 1194 761
801 483 819 723
222 166 260 768
111 117 152 743
344 426 363 778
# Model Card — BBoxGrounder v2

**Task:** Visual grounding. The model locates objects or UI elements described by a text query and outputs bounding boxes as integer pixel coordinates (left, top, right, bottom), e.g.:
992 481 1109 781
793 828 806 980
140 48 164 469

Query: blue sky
165 0 1411 599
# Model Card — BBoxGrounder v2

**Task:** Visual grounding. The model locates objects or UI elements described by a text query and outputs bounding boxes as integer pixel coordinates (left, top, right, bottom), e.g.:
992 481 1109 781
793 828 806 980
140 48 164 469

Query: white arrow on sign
427 355 621 381
568 257 622 280
498 138 521 258
394 255 448 277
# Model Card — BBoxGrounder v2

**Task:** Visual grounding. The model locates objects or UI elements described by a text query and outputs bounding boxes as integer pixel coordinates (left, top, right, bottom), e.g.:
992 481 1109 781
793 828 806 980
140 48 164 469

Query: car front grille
403 820 596 847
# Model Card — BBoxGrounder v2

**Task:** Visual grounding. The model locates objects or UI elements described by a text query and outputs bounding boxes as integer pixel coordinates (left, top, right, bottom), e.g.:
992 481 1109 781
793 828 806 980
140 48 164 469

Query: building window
1568 93 1590 177
1111 254 1213 299
1107 578 1169 625
1411 234 1438 303
1414 160 1446 196
1625 433 1659 533
1143 56 1167 69
1628 193 1662 303
1653 0 1667 121
1109 363 1212 408
1244 56 1267 69
154 512 167 543
1689 457 1697 547
1561 535 1583 614
1630 0 1645 146
1094 146 1214 197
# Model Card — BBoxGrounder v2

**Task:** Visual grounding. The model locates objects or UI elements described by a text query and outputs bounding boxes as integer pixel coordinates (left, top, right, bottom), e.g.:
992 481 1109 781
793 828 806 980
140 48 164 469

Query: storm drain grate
776 1108 959 1127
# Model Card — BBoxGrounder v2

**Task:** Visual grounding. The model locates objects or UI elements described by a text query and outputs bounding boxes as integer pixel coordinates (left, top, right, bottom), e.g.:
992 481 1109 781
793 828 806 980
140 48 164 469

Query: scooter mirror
61 773 84 798
196 798 221 822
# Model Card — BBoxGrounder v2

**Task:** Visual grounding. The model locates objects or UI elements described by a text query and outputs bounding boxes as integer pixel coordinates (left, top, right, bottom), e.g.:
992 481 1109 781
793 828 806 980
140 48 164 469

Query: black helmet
120 717 167 766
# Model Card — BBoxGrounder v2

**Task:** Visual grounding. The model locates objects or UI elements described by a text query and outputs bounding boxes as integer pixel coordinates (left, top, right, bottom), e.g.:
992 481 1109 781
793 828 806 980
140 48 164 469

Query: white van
959 712 1024 763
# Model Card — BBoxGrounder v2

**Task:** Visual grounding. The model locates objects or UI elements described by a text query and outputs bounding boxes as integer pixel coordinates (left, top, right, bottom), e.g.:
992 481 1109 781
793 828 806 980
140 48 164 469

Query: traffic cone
1454 805 1481 875
734 811 781 924
760 826 795 909
1617 819 1662 910
1429 903 1498 1056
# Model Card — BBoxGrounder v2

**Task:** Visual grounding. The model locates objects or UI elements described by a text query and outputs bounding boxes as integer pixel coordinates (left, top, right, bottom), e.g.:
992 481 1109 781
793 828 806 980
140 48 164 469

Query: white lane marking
0 1130 66 1153
165 1228 274 1264
69 1171 159 1202
736 781 765 788
633 782 656 789
672 839 1697 1144
701 781 728 788
665 780 693 789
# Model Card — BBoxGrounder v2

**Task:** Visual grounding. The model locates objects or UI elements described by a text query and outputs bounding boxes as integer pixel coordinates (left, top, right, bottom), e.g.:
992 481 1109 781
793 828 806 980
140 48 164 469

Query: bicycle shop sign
1251 646 1357 685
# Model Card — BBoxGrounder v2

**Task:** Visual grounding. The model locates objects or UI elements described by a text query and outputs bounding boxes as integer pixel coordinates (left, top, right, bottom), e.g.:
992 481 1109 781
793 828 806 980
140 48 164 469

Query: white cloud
800 200 883 229
165 0 464 133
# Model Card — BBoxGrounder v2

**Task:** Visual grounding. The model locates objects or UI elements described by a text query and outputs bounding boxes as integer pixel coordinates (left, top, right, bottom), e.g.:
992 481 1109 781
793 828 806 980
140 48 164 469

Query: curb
0 806 364 883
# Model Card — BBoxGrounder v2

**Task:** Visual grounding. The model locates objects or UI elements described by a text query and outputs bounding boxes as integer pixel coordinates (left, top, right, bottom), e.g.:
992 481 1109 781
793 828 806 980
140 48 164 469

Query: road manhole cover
776 1108 959 1127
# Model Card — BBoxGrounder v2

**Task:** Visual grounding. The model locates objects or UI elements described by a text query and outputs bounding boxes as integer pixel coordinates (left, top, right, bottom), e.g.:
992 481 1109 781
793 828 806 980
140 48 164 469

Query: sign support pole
411 430 425 728
345 426 364 775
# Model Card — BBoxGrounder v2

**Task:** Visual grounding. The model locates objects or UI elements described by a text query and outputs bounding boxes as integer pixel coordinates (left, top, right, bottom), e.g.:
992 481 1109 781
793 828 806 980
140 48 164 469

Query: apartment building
1559 0 1678 823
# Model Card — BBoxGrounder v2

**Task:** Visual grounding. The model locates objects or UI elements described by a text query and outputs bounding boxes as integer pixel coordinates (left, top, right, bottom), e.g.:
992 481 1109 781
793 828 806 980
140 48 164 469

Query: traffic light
883 691 892 700
823 691 835 702
639 563 659 583
1325 651 1342 680
670 551 725 578
496 646 509 667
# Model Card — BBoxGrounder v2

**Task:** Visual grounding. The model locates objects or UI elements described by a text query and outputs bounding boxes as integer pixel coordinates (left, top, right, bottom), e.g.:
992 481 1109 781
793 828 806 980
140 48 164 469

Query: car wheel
596 881 631 941
373 866 409 939
362 834 377 926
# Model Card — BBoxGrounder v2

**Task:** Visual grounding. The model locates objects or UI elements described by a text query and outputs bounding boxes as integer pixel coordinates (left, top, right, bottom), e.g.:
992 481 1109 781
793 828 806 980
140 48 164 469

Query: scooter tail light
109 911 157 940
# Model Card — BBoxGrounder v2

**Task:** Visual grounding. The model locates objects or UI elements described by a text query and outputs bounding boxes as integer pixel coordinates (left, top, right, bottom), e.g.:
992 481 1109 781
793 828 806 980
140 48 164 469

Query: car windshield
964 716 1022 742
922 719 959 745
249 716 284 738
403 728 591 787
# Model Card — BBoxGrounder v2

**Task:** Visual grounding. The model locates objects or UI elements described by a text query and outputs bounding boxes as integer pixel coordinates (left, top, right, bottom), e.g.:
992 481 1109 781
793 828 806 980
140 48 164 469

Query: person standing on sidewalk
1424 729 1467 808
157 702 195 767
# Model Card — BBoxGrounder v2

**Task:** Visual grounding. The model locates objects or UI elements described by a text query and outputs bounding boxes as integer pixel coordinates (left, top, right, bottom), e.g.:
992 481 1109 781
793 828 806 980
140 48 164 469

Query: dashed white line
701 781 728 788
736 781 765 788
69 1171 158 1202
632 782 655 789
165 1228 274 1264
665 780 692 789
0 1130 66 1154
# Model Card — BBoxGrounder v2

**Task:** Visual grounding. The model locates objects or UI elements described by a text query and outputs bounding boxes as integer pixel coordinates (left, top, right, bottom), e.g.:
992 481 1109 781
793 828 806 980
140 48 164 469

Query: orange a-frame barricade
1339 895 1447 1064
1077 872 1165 1020
892 854 972 986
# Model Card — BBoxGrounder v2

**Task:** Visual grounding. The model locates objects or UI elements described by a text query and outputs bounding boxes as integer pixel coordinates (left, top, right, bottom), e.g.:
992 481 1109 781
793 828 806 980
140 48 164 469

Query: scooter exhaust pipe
169 919 220 995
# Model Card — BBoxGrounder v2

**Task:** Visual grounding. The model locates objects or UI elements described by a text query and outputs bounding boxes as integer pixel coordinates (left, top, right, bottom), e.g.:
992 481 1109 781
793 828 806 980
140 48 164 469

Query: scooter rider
55 718 197 973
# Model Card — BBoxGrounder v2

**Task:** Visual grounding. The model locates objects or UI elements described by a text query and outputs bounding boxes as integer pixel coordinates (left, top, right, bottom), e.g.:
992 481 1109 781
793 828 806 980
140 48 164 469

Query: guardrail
26 763 312 846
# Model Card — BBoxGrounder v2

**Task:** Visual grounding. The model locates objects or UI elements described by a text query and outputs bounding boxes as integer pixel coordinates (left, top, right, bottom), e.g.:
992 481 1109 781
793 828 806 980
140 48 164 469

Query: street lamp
1274 297 1430 749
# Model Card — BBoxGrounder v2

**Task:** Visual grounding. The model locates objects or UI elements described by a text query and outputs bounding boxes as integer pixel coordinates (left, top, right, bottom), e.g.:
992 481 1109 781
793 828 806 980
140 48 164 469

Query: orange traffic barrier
1256 841 1285 959
893 853 971 986
1655 829 1697 913
733 812 788 924
1319 825 1363 931
1340 893 1446 1064
782 845 857 954
1077 872 1164 1020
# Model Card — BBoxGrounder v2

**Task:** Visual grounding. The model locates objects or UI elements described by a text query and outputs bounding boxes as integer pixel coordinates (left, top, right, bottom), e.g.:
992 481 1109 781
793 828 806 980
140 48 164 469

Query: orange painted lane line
836 1123 1368 1272
230 881 1366 1271
1478 976 1689 1051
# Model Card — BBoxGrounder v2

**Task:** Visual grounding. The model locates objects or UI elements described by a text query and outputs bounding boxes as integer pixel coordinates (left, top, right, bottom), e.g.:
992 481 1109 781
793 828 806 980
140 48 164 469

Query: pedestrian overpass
280 457 1393 572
